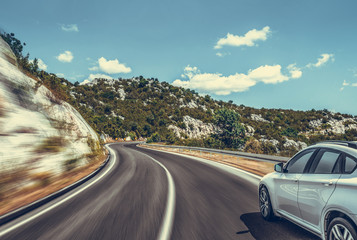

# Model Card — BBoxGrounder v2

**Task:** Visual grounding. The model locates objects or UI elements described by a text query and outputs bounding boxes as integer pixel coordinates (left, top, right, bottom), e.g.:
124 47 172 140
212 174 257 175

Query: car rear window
344 155 357 174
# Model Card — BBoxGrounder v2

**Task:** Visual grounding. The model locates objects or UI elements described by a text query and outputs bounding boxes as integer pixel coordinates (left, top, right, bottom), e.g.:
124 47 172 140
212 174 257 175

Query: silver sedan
259 141 357 240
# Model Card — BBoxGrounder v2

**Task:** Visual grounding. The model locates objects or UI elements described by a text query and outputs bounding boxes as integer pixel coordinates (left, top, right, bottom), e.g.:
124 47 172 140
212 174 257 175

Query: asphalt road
0 143 319 240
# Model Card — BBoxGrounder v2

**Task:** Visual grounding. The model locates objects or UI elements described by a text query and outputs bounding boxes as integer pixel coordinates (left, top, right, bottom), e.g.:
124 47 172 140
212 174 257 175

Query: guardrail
142 143 289 163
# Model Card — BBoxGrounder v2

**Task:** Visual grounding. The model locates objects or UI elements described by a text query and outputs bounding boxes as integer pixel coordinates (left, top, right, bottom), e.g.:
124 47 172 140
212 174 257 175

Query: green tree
214 108 245 149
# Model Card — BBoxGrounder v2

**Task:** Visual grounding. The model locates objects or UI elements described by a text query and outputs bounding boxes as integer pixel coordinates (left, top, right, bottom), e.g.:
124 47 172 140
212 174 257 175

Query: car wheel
328 217 357 240
259 186 275 221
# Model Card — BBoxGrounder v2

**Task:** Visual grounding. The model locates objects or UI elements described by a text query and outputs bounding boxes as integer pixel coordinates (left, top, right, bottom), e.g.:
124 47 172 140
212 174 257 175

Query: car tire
327 217 357 240
259 186 275 221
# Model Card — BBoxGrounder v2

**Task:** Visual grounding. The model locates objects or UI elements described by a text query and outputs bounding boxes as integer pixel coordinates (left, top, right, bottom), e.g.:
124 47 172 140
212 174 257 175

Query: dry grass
0 153 108 216
141 145 275 176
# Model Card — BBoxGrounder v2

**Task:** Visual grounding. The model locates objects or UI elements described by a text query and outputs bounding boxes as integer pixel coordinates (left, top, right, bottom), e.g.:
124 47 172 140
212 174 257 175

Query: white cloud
287 64 302 79
56 73 65 78
56 51 73 63
98 57 132 74
37 59 47 71
29 58 48 71
174 72 256 95
181 65 199 79
61 24 79 32
214 26 271 49
80 79 91 85
307 53 334 68
341 80 357 91
216 52 231 57
340 80 348 91
89 66 99 71
173 64 300 95
80 73 113 85
248 65 289 84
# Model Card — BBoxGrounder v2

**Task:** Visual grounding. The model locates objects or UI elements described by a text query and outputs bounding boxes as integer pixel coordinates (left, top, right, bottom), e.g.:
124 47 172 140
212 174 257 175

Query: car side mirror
274 162 284 173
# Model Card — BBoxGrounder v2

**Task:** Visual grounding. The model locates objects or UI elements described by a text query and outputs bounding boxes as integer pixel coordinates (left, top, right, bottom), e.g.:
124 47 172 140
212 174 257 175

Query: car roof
306 141 357 158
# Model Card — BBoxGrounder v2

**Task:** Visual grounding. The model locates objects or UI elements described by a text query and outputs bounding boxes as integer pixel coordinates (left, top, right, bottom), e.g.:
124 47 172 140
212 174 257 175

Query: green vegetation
34 136 66 154
63 158 80 172
213 108 245 149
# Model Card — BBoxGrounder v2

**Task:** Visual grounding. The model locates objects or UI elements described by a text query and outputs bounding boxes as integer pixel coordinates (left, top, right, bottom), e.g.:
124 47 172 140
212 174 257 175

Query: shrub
64 158 80 172
31 171 52 187
244 138 263 154
34 136 66 153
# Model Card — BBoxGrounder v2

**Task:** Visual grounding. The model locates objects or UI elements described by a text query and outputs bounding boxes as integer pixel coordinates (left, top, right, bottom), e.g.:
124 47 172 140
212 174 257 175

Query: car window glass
286 150 314 173
314 151 340 174
345 156 357 174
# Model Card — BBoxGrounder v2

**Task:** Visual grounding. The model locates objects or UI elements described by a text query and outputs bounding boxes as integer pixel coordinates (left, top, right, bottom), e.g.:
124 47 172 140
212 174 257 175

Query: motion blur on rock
0 36 100 202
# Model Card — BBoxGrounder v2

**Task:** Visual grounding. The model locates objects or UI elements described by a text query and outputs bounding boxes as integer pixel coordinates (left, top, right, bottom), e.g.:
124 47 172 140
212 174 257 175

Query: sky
1 0 357 115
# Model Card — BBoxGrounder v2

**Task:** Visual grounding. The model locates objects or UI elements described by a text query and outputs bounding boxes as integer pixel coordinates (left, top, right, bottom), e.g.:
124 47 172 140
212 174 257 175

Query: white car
259 141 357 240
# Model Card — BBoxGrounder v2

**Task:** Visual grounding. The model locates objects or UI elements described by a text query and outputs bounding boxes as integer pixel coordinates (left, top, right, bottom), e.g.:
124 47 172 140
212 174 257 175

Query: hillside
2 32 357 158
0 34 102 203
72 77 357 155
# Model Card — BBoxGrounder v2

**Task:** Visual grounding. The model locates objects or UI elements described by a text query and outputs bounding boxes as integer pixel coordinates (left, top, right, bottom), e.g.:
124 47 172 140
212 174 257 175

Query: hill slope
72 77 357 155
2 32 356 158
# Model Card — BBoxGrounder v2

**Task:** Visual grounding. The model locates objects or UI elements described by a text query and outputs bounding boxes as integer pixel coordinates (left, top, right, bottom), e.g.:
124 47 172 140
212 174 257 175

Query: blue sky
1 0 357 115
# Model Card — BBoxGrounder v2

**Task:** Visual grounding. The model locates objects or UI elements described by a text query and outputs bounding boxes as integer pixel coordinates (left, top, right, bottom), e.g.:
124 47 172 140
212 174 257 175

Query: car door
274 148 316 218
297 148 342 227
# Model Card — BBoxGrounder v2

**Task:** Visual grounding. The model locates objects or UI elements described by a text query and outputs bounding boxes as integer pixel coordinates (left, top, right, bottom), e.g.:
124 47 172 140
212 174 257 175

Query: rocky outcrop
283 138 307 150
251 114 270 123
308 117 357 135
168 115 217 139
242 123 255 137
0 37 99 175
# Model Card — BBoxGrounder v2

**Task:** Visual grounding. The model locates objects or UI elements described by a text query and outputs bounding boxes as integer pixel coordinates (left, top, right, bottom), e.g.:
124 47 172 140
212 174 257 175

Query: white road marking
0 144 117 238
140 153 176 240
138 145 262 186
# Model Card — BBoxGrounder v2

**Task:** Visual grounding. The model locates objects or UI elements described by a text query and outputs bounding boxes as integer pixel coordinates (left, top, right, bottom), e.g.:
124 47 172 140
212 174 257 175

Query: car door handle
323 181 333 186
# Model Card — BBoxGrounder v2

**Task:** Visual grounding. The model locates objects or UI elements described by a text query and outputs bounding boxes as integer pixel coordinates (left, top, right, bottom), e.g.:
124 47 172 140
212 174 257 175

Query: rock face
242 124 255 137
250 114 270 123
308 117 357 135
168 115 217 139
283 138 308 150
0 37 99 174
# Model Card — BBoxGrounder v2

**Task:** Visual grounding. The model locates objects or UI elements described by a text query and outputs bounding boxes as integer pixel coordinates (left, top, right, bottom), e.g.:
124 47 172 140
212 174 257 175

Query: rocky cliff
0 37 99 175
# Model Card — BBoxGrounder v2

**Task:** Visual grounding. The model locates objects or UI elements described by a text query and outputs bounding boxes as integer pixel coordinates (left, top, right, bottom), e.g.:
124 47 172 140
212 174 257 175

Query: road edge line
0 144 116 237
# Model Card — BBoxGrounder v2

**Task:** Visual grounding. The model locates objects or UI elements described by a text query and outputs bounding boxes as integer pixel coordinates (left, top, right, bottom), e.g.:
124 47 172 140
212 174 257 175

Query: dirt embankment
0 154 107 216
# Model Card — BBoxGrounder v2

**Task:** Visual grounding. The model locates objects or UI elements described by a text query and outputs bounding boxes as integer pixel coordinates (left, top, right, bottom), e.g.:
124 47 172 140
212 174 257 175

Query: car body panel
298 173 340 227
259 141 357 240
274 173 302 218
327 176 357 215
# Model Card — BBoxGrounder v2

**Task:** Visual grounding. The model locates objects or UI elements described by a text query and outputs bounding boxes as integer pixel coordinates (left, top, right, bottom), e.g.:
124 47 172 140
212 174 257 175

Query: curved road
0 143 318 240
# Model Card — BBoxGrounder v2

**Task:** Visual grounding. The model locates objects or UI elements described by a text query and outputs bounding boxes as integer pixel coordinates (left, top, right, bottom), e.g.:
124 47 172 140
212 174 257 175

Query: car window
312 151 341 174
285 149 315 173
344 155 357 174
